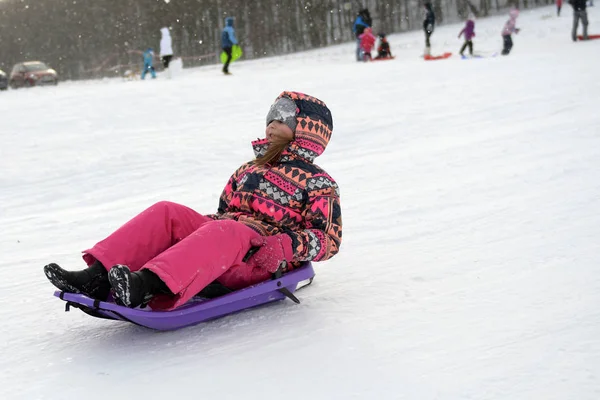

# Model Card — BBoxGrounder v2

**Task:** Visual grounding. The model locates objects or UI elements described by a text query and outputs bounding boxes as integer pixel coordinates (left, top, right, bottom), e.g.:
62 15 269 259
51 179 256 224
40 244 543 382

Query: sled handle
242 249 300 303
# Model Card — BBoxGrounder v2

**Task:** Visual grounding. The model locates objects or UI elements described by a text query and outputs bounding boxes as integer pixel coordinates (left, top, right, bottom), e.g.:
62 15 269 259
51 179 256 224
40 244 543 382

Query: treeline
0 0 553 80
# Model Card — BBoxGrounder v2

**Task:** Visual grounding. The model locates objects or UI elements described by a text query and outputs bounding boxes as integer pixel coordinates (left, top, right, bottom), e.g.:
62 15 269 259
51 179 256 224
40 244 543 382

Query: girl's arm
287 174 342 262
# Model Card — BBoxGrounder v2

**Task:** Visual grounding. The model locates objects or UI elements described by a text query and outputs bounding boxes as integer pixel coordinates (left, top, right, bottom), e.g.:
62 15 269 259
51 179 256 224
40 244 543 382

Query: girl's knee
145 201 190 218
150 200 180 211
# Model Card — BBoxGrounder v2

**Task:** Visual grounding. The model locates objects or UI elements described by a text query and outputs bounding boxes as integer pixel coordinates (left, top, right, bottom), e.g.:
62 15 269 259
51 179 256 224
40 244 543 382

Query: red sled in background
424 52 452 61
577 34 600 40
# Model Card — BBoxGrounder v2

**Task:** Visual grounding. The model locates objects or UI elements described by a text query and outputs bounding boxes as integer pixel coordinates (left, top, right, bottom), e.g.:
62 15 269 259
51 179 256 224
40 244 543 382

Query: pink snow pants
82 201 270 310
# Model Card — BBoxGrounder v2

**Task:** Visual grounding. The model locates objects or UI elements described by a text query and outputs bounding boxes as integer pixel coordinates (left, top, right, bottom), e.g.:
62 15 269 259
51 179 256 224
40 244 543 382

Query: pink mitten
247 234 294 273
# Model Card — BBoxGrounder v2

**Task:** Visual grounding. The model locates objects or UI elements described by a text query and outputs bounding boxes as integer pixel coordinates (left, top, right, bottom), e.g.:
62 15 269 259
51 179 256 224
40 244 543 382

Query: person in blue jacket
141 48 156 80
221 17 238 75
352 8 372 61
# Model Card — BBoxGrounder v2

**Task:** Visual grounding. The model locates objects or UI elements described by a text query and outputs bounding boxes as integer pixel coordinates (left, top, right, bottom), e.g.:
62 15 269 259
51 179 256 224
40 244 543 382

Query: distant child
375 33 393 59
569 0 589 41
221 16 238 75
141 48 156 80
358 27 377 61
423 2 436 55
557 0 563 16
160 27 174 74
352 8 372 61
458 18 476 57
501 8 520 55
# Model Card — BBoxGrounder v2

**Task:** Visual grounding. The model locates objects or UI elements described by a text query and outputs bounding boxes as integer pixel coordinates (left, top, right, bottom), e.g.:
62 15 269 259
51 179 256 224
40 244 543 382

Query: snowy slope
1 6 600 399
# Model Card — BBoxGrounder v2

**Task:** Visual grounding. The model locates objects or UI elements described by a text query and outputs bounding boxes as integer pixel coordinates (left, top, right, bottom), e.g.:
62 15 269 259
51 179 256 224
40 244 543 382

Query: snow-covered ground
1 6 599 399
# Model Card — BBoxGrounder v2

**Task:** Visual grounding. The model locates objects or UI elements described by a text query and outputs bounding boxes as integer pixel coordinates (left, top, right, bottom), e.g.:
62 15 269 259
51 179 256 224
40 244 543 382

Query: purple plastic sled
53 262 315 331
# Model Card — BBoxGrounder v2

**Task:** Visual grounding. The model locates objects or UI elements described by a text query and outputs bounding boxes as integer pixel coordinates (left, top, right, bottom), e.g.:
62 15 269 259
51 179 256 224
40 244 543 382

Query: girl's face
265 120 294 144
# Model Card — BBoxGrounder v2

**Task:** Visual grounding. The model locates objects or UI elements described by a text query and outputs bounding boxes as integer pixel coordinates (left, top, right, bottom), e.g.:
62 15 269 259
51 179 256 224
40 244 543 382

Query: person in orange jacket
375 33 393 59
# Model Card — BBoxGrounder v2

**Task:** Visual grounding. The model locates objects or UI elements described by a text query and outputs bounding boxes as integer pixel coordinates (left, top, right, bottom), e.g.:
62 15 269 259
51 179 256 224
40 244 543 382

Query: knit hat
266 96 298 133
253 91 333 163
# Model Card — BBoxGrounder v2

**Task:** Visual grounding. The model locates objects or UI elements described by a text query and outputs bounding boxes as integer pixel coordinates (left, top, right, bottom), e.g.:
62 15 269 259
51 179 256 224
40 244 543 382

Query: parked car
9 61 58 88
0 69 8 90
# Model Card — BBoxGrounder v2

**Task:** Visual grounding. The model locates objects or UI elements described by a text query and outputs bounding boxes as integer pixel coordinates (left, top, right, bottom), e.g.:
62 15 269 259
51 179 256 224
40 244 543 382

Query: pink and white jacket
502 8 520 36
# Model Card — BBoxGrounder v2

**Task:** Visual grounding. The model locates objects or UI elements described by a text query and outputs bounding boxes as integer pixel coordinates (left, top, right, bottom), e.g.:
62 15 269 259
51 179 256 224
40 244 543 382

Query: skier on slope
44 91 342 311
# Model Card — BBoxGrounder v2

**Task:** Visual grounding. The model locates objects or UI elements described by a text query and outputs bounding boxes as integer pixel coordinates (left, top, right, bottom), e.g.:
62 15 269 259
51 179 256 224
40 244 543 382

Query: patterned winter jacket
210 92 342 267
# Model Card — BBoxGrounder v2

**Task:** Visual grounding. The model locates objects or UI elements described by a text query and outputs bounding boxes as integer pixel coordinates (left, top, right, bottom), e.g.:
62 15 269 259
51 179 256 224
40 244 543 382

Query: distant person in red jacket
375 33 393 59
557 0 564 16
359 27 377 61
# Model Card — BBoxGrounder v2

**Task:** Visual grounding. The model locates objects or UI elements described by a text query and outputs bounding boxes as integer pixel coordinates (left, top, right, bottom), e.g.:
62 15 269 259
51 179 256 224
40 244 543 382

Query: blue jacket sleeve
228 27 238 45
353 16 366 34
230 29 238 45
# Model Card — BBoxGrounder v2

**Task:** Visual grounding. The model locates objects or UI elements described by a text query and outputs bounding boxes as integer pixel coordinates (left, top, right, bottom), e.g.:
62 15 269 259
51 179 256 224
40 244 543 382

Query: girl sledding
44 91 343 326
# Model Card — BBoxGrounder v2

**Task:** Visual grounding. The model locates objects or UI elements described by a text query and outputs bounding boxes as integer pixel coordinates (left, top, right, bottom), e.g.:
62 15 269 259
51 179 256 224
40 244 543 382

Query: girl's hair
255 140 291 167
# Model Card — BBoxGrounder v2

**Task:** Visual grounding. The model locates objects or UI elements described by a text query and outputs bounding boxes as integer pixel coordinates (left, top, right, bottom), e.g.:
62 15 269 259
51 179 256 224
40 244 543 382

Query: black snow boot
44 260 111 300
108 265 170 308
